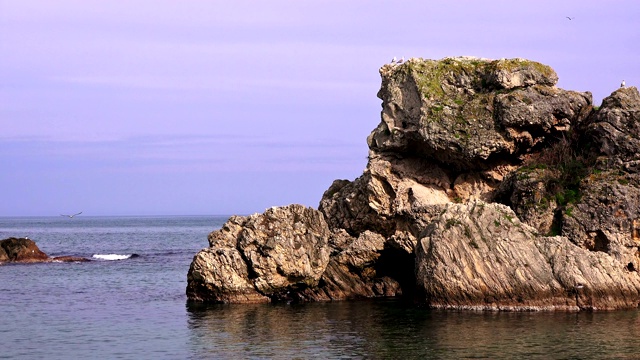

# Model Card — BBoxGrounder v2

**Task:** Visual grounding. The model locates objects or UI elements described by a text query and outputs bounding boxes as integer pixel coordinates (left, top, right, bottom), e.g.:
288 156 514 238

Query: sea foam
92 254 134 261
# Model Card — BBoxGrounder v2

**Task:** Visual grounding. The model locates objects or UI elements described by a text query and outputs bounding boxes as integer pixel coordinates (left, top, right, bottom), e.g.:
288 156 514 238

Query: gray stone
587 87 640 163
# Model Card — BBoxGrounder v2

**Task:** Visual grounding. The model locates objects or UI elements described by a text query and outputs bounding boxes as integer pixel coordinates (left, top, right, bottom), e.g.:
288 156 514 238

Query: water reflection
186 299 640 359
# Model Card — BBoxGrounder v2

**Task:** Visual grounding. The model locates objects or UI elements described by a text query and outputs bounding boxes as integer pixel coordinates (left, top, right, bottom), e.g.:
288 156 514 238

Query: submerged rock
52 256 91 262
187 57 640 311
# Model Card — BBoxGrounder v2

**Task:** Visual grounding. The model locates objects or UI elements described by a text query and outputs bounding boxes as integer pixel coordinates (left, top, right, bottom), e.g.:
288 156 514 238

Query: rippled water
2 216 640 359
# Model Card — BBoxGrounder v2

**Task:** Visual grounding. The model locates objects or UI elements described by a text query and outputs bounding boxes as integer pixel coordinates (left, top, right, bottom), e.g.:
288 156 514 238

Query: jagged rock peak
587 86 640 162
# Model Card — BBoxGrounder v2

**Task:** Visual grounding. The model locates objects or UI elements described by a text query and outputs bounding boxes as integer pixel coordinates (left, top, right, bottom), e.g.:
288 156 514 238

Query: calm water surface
1 216 640 359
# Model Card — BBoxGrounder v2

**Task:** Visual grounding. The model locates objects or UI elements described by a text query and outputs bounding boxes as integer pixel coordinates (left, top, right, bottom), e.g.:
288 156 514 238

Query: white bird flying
61 212 82 218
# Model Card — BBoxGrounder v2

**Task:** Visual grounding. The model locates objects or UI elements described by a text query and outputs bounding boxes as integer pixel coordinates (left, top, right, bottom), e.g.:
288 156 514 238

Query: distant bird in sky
566 16 574 20
61 211 82 218
621 80 626 88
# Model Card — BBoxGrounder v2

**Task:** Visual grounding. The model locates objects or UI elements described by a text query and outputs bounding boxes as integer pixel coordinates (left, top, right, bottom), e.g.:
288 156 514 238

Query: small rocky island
0 237 89 264
187 57 640 311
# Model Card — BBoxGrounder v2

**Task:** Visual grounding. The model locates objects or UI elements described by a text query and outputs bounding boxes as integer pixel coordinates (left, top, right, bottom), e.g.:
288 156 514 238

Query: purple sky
1 1 638 216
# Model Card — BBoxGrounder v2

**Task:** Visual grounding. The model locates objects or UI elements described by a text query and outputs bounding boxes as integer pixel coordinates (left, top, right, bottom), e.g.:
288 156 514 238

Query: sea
2 215 640 359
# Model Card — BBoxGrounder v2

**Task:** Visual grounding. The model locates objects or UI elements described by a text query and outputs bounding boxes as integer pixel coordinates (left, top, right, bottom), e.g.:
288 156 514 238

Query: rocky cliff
187 57 640 310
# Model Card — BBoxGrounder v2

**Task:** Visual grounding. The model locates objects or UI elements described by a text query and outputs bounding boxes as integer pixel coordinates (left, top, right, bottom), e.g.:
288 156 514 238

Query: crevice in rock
627 262 636 272
270 283 312 304
549 207 564 236
236 247 259 280
374 244 416 299
585 230 610 253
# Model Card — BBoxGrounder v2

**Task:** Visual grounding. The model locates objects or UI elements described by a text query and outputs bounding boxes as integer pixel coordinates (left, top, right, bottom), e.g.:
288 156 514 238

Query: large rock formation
187 56 640 310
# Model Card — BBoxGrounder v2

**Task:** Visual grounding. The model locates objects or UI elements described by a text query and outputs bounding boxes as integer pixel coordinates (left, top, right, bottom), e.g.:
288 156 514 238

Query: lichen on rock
370 57 587 173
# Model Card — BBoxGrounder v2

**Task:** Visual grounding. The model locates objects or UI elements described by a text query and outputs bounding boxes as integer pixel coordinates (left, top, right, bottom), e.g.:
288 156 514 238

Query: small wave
92 253 139 261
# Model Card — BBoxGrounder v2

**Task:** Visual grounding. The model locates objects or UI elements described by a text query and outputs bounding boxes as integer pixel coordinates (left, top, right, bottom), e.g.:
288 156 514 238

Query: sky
1 1 638 216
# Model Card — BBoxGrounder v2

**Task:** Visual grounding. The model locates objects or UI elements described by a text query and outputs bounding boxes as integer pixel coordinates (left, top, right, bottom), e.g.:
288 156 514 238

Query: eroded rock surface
187 57 640 310
498 87 640 279
297 230 405 301
587 87 640 163
369 57 589 172
416 202 640 310
562 87 640 272
187 205 332 303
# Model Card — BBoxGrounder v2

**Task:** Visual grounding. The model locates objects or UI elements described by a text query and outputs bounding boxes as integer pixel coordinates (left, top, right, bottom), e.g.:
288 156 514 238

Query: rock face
562 87 640 273
0 237 90 264
416 202 640 310
187 205 332 303
368 57 586 172
498 87 640 279
188 56 640 310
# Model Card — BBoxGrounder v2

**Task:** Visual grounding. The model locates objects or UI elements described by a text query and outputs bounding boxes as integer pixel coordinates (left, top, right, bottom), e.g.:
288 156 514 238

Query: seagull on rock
61 211 82 218
621 80 626 88
391 56 397 64
397 56 404 64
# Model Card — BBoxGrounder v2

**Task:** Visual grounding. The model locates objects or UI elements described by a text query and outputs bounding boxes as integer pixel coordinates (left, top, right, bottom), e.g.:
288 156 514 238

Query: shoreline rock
415 201 640 311
187 56 640 311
